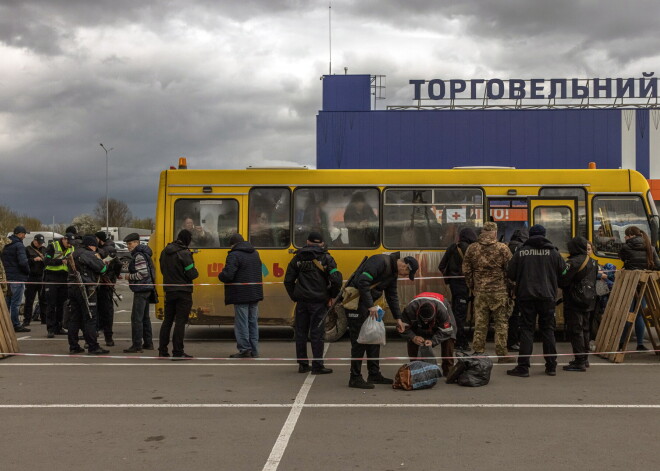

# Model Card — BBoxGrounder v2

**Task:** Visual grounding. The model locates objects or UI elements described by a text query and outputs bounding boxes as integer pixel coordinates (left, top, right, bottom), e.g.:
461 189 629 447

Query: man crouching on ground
400 292 456 376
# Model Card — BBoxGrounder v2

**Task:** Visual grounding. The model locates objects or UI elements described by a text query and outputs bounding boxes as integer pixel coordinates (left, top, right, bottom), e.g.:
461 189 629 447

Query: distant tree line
1 198 155 236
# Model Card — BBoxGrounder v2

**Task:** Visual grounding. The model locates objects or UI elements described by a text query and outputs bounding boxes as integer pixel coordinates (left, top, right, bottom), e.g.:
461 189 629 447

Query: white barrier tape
0 349 656 362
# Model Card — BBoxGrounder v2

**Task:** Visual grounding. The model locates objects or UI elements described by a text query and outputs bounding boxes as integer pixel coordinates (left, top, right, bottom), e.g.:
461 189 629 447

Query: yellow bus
151 162 659 340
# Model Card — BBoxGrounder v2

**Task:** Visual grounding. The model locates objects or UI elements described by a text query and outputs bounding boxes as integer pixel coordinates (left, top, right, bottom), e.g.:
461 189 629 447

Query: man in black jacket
560 236 598 372
438 227 477 351
284 232 342 375
95 231 123 346
159 230 199 359
24 233 47 326
2 226 31 332
219 234 264 358
506 225 567 377
68 235 109 355
346 251 418 389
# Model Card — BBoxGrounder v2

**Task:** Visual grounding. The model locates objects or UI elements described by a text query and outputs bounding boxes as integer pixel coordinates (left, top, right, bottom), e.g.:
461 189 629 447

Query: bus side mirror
650 215 660 250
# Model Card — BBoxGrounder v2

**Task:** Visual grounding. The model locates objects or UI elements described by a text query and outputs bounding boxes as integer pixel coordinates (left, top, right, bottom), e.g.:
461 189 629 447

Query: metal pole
100 143 113 232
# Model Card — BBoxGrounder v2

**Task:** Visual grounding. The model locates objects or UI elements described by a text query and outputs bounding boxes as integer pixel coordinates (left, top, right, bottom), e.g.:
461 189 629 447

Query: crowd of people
1 220 658 386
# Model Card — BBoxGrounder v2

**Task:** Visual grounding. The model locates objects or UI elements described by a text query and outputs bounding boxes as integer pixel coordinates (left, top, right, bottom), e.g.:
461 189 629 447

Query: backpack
569 256 597 309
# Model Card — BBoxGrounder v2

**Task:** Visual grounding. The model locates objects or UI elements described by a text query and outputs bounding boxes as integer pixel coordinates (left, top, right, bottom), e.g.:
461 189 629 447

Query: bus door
487 197 529 243
527 197 577 254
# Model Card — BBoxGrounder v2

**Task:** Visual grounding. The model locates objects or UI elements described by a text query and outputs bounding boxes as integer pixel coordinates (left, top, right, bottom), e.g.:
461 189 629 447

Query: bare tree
93 198 133 227
0 205 43 236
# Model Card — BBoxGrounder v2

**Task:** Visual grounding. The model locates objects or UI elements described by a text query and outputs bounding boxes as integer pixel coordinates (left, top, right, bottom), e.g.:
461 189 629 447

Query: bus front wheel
324 304 348 342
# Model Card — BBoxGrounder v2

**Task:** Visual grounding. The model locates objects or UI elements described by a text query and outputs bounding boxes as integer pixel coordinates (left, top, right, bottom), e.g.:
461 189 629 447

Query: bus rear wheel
324 304 348 342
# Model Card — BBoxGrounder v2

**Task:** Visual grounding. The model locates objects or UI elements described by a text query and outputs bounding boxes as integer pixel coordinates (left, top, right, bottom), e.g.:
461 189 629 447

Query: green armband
184 263 195 271
362 272 374 280
329 268 338 275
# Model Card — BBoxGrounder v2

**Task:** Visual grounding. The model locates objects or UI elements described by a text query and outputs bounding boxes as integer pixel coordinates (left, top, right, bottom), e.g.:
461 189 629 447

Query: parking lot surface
2 285 660 470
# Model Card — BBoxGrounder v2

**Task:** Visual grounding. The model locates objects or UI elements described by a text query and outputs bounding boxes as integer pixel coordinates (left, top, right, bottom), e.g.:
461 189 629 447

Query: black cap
229 233 244 246
529 224 546 237
82 235 98 248
13 225 28 235
123 233 140 243
403 256 419 281
417 302 436 322
307 231 323 244
34 234 45 243
95 231 108 242
64 232 75 241
177 229 192 247
65 225 78 234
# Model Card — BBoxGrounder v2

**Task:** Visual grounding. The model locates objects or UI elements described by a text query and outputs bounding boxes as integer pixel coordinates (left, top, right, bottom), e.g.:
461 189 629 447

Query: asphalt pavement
2 284 660 470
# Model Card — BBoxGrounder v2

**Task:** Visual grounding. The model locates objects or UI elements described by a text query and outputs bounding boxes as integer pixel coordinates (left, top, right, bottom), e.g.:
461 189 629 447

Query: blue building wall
317 108 622 170
315 75 660 177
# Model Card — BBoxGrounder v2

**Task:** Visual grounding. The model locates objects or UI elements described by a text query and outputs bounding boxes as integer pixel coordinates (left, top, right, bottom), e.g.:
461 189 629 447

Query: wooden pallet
595 270 660 363
0 294 20 359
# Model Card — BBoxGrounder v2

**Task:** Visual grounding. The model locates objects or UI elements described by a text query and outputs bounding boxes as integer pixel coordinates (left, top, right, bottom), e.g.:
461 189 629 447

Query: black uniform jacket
159 241 199 293
507 235 566 302
348 251 402 319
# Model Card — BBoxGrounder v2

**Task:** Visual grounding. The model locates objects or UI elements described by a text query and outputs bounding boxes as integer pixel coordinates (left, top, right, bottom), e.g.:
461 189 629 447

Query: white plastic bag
357 317 386 345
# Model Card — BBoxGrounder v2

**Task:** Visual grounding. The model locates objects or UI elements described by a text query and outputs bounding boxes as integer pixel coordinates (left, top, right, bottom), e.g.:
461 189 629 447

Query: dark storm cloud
1 0 658 225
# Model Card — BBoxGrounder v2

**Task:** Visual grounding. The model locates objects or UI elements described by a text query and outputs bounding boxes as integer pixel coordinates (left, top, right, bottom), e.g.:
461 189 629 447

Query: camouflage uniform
0 236 10 297
462 223 512 356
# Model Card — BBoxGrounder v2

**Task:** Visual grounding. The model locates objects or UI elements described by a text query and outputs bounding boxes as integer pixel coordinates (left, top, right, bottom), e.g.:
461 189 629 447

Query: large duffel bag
393 361 442 390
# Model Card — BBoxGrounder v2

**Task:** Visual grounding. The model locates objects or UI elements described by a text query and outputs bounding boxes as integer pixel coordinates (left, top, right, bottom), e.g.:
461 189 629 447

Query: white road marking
2 403 660 409
262 343 329 471
16 336 31 340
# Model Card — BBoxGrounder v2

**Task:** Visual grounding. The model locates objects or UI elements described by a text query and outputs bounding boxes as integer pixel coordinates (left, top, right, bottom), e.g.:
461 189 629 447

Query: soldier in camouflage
462 221 513 362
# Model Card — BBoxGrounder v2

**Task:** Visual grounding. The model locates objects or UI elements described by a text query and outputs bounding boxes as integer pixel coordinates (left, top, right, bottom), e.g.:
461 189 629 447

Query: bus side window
249 188 291 248
173 199 239 248
383 188 483 249
293 187 380 249
592 195 651 256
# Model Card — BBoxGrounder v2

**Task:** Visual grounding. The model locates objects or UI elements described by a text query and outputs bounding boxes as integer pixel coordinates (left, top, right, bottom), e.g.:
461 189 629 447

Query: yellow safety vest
45 241 74 272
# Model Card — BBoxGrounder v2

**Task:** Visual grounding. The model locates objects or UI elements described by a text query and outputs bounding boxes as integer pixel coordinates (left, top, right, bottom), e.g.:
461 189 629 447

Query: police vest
45 241 74 272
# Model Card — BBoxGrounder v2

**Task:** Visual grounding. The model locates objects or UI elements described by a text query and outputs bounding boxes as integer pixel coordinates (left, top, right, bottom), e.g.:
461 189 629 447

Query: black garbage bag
446 353 493 387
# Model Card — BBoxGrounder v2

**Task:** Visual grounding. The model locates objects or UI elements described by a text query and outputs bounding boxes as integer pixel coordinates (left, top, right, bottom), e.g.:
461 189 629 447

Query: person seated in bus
594 225 618 252
343 192 378 247
250 211 275 247
400 292 456 376
181 216 214 247
618 226 660 351
408 191 440 247
299 192 332 247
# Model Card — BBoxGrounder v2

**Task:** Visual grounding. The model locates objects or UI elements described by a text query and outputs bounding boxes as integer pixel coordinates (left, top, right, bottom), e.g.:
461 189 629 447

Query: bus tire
324 304 348 342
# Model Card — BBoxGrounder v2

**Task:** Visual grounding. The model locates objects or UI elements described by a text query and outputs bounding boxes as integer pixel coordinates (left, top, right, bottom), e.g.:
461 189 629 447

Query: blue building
316 74 660 199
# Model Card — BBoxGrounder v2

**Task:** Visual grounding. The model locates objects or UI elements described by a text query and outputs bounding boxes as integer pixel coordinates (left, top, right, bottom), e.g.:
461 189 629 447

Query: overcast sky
1 0 659 224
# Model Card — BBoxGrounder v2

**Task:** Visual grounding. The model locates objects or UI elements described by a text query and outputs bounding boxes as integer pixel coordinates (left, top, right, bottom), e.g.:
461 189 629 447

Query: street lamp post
99 143 114 233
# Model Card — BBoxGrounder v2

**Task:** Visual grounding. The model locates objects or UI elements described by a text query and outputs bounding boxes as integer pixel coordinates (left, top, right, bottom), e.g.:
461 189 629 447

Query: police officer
345 252 418 389
24 233 47 326
284 231 342 375
95 231 122 346
68 235 109 355
506 224 566 377
44 233 74 338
